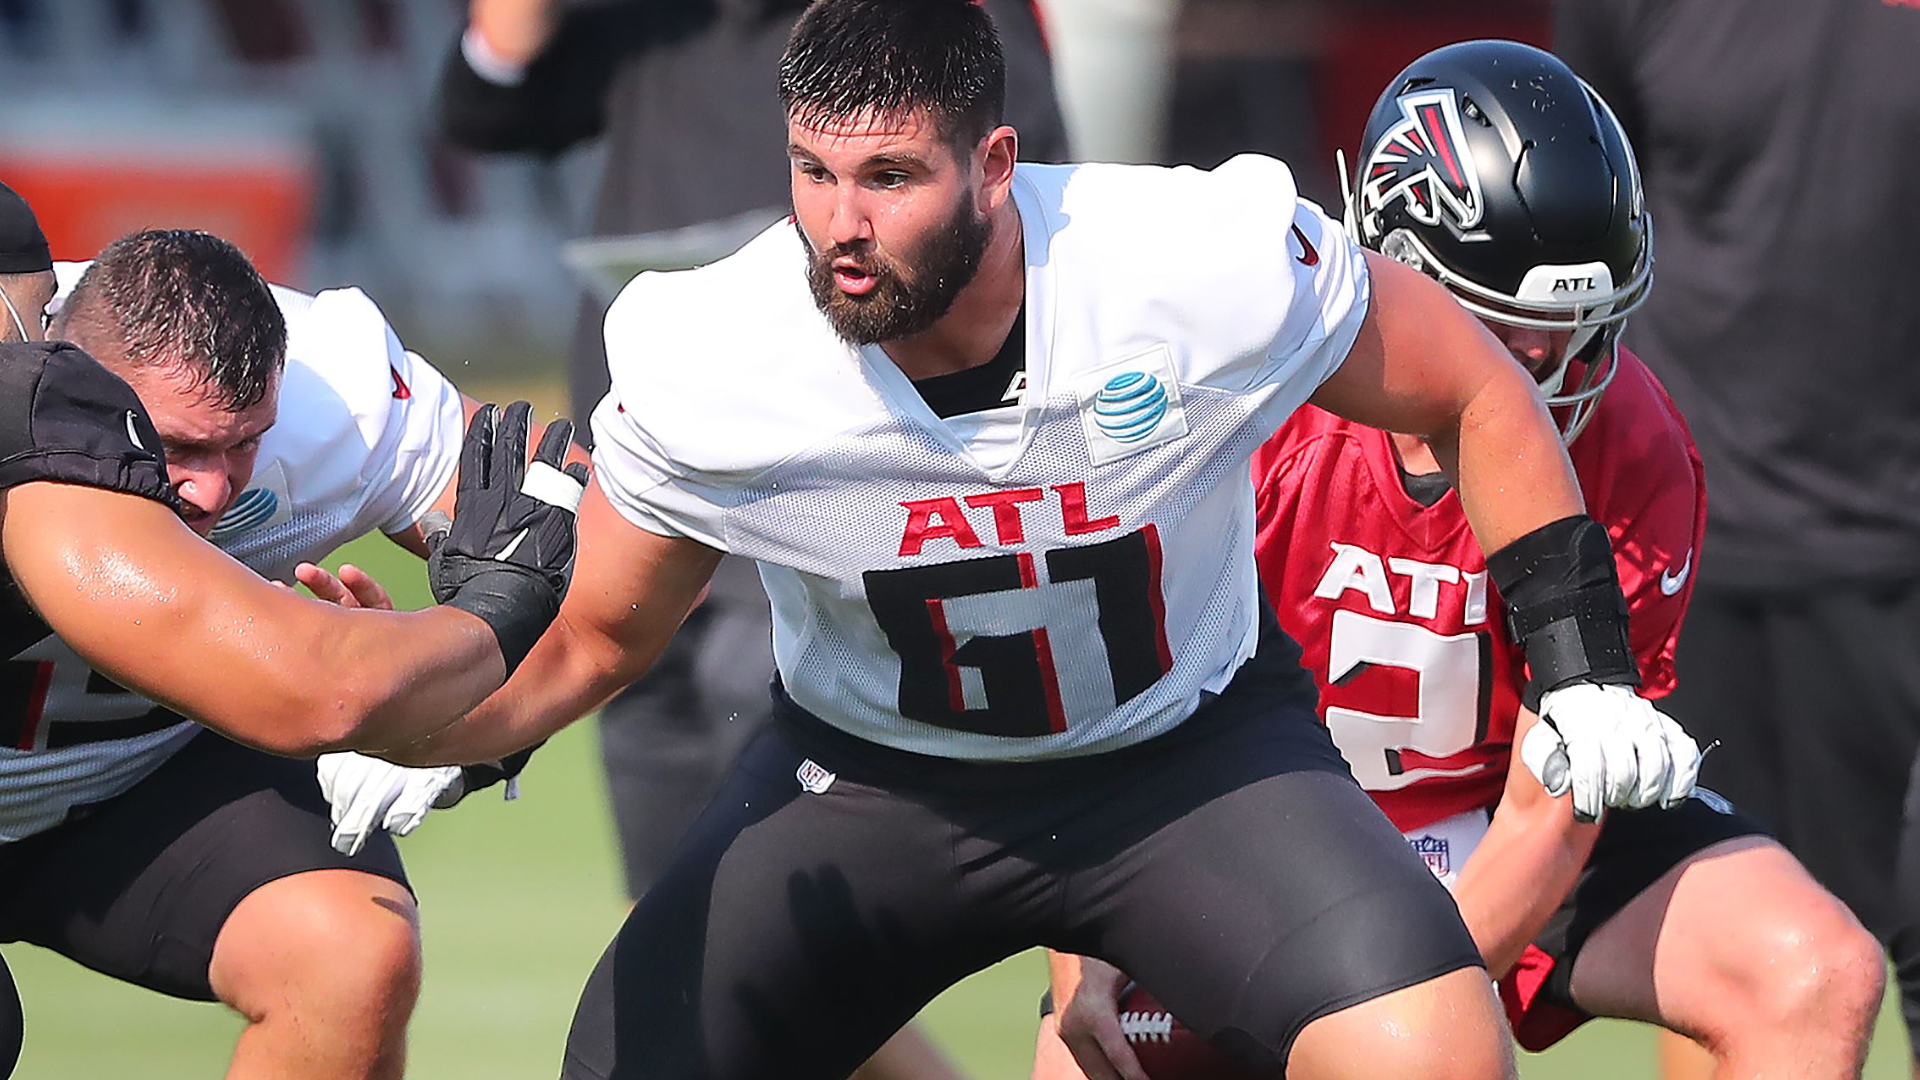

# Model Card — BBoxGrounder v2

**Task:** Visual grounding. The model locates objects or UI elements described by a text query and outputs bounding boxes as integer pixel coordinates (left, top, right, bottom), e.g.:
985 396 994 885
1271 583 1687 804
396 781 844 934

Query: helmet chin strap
1537 356 1571 397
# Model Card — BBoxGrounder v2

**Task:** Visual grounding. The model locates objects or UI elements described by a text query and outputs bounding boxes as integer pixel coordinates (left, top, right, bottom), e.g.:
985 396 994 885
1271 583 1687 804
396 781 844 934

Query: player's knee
1290 969 1515 1080
1735 901 1883 1035
1335 1025 1514 1080
297 891 424 1014
218 873 422 1021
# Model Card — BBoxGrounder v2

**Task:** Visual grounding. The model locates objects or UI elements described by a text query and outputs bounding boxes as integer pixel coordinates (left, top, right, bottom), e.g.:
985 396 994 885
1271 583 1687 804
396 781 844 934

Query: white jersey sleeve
1244 166 1371 394
273 284 466 540
356 343 466 536
589 385 731 549
588 225 854 551
1032 154 1371 403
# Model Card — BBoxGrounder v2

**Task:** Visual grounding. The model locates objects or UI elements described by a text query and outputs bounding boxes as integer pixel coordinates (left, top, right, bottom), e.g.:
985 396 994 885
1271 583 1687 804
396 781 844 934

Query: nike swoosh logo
125 411 145 451
1659 550 1693 595
1291 223 1319 267
494 528 529 563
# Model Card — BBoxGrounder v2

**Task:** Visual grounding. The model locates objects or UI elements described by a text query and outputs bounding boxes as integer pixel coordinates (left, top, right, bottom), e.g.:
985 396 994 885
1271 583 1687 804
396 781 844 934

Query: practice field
5 532 1912 1078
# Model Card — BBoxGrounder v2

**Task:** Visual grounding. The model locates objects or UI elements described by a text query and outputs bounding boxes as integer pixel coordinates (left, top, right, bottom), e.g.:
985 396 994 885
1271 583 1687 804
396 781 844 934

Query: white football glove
316 752 467 857
1521 683 1702 823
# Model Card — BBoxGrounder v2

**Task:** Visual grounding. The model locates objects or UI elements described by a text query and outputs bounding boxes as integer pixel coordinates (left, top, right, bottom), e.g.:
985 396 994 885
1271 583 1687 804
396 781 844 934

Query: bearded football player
1036 41 1884 1080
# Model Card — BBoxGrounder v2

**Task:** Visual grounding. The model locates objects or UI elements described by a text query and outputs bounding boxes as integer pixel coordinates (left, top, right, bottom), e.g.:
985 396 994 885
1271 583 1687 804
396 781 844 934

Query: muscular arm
3 483 506 756
1451 705 1602 977
1310 251 1585 552
379 479 721 765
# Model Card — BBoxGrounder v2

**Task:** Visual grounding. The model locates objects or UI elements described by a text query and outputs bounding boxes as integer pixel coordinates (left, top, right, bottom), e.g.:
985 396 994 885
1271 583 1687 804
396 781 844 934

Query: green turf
5 534 1913 1078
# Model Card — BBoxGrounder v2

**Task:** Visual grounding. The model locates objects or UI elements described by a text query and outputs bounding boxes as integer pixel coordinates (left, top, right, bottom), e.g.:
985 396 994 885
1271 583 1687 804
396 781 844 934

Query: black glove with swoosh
426 401 588 673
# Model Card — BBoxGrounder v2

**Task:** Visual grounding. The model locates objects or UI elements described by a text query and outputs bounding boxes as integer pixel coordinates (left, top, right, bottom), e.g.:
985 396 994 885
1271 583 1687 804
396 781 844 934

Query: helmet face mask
1343 40 1652 443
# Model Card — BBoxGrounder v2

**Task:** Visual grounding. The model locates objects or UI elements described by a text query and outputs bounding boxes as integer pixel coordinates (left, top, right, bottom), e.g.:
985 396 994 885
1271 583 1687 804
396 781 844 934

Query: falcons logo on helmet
1360 89 1486 235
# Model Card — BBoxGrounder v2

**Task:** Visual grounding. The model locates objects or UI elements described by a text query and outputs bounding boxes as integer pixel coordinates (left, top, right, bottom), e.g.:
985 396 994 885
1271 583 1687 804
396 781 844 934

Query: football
1116 985 1268 1080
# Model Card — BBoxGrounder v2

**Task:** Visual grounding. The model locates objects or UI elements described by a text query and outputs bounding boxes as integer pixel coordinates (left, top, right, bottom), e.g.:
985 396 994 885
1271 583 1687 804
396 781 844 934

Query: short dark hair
779 0 1006 151
55 229 286 411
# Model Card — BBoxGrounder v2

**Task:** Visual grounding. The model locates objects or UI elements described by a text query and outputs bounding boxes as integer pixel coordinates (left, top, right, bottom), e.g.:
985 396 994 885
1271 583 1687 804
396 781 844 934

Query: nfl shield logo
1410 835 1451 878
795 758 837 795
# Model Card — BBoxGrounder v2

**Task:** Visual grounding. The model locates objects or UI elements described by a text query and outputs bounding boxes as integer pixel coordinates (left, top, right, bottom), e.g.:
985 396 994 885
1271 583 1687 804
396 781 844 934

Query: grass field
7 534 1915 1079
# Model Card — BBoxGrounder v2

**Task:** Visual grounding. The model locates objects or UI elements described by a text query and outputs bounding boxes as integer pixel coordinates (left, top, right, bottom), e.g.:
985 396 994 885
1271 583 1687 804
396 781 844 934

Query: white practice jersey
593 156 1369 761
0 268 464 842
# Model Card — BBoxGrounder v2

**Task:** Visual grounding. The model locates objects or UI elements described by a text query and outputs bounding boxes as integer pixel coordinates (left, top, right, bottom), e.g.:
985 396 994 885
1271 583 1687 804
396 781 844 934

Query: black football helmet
1342 40 1650 441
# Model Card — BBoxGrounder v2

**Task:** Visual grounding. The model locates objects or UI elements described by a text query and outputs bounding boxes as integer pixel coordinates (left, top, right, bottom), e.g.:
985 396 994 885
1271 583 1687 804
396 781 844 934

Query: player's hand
1523 683 1702 822
316 752 467 857
1032 1015 1095 1080
316 741 544 856
469 0 561 66
294 563 395 611
1056 960 1150 1080
427 401 588 672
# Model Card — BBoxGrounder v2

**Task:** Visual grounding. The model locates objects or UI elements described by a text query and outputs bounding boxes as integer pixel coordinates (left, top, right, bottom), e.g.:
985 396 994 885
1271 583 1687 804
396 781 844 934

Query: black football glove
454 740 546 803
427 401 589 673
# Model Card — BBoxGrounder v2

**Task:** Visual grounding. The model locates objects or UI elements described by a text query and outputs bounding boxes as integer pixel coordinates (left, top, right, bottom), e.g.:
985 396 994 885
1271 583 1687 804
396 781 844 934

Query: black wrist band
446 567 560 675
459 740 546 793
1486 514 1639 709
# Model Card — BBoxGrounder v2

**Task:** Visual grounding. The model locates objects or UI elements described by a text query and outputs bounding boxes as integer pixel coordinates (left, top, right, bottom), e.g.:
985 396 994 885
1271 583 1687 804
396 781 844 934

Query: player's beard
801 190 990 346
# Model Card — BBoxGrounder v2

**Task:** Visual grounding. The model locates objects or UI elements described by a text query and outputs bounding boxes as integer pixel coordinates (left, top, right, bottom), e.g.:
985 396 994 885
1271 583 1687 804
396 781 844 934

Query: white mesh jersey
0 269 465 842
593 156 1370 761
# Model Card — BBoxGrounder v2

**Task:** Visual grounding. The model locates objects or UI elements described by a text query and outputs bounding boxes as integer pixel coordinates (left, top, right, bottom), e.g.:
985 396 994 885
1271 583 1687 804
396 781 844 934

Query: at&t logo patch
211 488 279 539
1075 346 1189 465
209 460 292 542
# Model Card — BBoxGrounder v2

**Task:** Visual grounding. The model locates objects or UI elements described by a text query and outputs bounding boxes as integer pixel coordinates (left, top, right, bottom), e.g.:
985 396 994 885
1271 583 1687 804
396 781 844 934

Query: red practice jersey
1252 348 1706 831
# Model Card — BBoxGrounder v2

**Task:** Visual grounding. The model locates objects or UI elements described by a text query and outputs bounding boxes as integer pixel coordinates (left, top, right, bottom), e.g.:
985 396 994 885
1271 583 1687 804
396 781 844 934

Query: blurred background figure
1557 2 1920 1076
433 3 1069 1078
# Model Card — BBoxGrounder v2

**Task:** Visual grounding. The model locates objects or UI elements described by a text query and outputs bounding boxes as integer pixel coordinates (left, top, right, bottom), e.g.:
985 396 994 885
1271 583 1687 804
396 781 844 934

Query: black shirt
1398 463 1453 510
912 307 1027 419
0 342 173 659
1558 0 1920 589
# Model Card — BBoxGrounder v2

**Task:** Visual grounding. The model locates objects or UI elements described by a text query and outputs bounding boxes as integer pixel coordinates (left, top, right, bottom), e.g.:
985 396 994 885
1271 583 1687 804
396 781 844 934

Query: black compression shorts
561 619 1483 1079
0 730 408 1001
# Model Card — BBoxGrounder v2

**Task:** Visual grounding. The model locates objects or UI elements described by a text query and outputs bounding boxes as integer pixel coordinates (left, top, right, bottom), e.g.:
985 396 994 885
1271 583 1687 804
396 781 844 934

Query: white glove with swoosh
1521 683 1702 822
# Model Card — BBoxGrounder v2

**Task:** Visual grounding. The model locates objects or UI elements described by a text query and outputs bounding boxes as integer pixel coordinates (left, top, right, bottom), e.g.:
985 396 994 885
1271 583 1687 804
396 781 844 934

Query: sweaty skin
2 482 507 755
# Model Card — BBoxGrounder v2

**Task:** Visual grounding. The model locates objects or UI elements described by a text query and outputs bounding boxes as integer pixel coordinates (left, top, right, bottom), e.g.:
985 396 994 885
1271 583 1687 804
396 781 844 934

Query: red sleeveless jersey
1252 348 1706 831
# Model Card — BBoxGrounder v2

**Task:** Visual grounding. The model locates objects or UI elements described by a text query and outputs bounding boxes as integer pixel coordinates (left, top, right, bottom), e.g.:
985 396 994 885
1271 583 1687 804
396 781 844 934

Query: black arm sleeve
1487 514 1640 711
0 341 172 503
434 9 647 156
